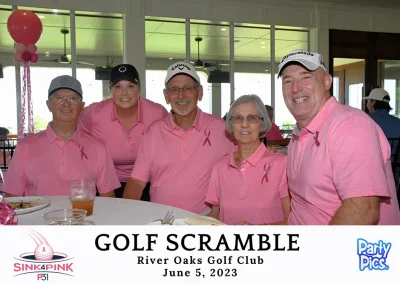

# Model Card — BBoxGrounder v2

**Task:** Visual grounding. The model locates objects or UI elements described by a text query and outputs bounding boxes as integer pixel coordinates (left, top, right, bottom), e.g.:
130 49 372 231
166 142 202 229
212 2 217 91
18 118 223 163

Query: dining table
16 196 196 225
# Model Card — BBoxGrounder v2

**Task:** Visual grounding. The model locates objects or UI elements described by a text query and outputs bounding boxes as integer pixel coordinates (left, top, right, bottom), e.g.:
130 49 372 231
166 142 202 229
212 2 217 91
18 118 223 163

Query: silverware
151 210 175 225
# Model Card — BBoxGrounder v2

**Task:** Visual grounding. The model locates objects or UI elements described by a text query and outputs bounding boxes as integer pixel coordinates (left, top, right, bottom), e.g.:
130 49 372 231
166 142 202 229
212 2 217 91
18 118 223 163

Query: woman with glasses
79 64 168 199
205 94 290 225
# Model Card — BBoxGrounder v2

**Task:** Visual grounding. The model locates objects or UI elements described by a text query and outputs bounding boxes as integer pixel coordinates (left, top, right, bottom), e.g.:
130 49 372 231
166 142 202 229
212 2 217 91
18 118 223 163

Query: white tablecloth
17 196 196 225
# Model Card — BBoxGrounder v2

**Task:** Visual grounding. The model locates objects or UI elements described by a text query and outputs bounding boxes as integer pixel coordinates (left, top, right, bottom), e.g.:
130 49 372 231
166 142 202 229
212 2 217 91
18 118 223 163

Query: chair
0 138 17 170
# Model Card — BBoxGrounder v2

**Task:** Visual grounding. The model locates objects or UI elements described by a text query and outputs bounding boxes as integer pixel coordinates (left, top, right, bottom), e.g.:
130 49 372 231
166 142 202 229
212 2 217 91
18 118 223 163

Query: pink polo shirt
79 98 168 182
206 143 288 225
4 124 120 196
287 97 400 225
266 122 284 141
130 108 235 213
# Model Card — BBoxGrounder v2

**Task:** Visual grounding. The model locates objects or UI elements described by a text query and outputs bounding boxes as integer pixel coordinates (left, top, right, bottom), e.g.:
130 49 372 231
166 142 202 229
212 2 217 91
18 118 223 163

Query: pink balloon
13 52 23 62
30 53 39 63
15 43 26 53
26 44 37 54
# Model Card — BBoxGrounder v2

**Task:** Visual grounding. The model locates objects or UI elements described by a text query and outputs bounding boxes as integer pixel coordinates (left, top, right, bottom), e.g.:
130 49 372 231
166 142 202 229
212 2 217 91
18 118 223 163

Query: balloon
22 51 31 62
30 54 39 63
15 43 26 53
26 44 37 55
7 10 43 45
13 52 23 63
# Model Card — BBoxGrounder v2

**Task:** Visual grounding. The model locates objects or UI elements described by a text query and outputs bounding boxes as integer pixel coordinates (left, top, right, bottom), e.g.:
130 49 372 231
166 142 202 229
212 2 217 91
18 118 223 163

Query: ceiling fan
41 29 95 66
192 37 229 69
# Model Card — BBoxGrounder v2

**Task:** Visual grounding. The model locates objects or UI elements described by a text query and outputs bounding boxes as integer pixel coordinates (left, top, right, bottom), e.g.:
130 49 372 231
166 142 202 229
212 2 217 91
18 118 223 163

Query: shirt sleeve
278 156 289 198
329 116 391 200
205 165 220 206
4 141 28 196
130 129 153 183
79 105 93 134
96 143 121 194
161 106 169 118
266 123 284 140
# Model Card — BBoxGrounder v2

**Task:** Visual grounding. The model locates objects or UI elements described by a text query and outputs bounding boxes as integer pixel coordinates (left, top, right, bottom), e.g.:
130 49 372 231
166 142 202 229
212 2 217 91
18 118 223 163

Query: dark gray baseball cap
48 75 83 98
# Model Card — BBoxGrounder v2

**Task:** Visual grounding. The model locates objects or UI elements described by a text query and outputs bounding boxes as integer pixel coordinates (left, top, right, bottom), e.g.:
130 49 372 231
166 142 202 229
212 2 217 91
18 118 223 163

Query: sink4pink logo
13 229 74 280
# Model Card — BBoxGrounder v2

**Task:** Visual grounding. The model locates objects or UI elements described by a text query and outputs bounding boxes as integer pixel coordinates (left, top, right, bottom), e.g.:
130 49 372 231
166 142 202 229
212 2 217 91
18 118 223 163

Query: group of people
3 48 400 225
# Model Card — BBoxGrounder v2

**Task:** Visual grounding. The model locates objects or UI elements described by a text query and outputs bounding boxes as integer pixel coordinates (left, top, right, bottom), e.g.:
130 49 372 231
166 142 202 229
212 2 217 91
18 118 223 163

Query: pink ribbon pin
262 163 271 184
203 129 211 146
314 131 320 147
79 144 88 160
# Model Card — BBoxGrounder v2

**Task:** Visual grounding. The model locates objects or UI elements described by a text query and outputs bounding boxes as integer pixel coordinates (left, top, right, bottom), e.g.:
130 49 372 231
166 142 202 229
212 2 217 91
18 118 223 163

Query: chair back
0 138 17 169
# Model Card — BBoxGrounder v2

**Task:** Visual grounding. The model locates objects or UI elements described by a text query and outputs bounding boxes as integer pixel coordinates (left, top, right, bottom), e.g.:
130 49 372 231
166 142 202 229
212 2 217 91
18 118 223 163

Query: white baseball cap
362 88 390 102
277 49 327 77
165 61 200 84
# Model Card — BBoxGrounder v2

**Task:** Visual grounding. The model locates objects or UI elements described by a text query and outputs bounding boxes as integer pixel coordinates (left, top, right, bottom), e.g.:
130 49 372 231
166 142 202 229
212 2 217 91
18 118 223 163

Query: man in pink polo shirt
124 61 234 213
4 75 120 197
278 49 400 225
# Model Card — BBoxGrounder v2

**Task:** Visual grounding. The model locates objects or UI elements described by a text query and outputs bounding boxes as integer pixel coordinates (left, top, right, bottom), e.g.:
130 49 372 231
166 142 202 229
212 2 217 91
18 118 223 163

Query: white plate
146 218 188 226
5 196 51 215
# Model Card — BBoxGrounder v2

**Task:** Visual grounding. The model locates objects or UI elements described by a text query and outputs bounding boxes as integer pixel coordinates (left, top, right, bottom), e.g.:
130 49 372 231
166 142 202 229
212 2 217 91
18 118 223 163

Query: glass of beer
68 179 96 216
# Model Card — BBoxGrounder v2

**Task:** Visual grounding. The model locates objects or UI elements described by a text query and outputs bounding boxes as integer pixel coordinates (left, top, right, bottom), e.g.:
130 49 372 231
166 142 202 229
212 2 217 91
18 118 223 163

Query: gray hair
225 94 271 138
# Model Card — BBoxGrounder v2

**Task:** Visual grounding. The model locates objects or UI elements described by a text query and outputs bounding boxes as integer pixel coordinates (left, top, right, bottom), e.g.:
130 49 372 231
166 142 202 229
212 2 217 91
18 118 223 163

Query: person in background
0 127 9 140
278 49 400 225
124 61 235 214
206 95 290 225
364 88 400 187
262 105 290 146
4 75 120 197
363 88 400 151
79 64 168 199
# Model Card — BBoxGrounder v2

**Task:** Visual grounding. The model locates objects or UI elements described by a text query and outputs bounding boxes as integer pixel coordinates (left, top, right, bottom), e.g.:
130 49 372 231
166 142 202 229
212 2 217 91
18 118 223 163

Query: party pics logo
357 238 391 271
13 229 74 280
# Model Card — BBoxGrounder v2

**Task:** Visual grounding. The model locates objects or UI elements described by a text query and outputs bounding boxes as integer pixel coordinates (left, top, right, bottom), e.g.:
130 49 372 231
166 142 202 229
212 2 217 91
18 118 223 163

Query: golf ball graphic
34 244 54 260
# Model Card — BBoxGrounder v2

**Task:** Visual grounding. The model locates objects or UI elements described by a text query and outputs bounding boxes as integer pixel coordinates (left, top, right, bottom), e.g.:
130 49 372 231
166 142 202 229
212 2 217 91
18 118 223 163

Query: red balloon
22 51 31 62
7 10 43 45
30 54 39 63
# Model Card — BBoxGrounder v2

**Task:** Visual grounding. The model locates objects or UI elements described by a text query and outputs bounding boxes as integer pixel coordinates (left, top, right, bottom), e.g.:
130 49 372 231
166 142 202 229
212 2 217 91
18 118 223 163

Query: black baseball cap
109 64 140 87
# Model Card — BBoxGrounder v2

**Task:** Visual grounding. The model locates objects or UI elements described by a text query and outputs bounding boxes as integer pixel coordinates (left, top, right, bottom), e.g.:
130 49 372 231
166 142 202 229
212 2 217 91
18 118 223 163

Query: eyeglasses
167 85 198 95
51 96 82 105
231 114 263 124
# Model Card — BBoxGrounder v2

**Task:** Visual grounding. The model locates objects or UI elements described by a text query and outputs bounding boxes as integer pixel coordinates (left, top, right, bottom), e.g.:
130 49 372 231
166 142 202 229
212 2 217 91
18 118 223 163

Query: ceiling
318 0 400 9
0 6 308 64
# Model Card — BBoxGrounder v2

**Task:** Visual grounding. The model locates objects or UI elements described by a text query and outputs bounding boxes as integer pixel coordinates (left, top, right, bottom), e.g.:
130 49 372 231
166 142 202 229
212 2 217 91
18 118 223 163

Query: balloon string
18 62 27 140
27 63 34 134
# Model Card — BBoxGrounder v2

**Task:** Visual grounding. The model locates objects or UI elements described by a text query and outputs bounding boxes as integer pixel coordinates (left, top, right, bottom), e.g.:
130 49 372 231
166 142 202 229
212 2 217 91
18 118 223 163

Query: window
221 73 271 117
75 11 123 101
348 83 363 110
0 67 17 134
274 27 308 128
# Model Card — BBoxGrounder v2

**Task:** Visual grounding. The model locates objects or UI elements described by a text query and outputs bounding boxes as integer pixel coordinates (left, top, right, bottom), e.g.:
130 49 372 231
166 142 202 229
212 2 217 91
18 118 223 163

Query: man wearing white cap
363 88 400 140
278 49 400 225
124 61 234 214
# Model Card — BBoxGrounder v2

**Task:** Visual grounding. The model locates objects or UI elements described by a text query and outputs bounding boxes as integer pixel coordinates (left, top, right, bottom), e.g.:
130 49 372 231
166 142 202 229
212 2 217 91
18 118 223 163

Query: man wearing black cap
278 49 400 225
4 75 120 197
79 64 168 199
